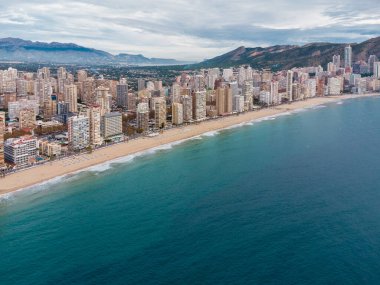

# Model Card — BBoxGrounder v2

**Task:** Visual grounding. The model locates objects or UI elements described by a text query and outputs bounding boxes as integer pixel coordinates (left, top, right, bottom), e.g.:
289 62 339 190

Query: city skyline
0 0 379 61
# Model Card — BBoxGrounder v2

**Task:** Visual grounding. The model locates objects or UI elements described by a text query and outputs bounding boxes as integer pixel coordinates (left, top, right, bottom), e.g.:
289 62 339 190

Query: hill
194 36 380 70
0 38 192 66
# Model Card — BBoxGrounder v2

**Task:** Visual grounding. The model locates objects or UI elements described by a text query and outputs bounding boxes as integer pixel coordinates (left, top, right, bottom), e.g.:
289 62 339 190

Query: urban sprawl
0 45 380 176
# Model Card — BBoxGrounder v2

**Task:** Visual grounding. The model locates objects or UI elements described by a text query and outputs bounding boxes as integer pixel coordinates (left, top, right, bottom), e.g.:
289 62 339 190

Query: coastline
0 94 378 196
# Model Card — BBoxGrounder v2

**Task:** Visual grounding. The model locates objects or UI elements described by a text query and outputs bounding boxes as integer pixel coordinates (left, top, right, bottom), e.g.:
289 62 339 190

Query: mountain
194 36 380 70
0 38 192 66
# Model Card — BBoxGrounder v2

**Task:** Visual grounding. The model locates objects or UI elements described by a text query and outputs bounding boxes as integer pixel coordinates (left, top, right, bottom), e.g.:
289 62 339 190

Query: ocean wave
202 131 219 137
1 102 331 199
311 105 326 109
292 108 308 113
0 174 75 202
337 101 343 105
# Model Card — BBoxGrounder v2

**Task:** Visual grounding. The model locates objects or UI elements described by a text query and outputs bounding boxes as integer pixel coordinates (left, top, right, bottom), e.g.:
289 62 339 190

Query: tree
4 129 31 140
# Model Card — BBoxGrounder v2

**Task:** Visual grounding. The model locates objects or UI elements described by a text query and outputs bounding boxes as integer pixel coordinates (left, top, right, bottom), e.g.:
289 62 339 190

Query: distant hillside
194 36 380 70
0 38 193 66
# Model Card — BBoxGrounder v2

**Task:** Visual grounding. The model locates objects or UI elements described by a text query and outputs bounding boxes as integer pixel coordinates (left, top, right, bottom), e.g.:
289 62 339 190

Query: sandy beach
0 94 378 195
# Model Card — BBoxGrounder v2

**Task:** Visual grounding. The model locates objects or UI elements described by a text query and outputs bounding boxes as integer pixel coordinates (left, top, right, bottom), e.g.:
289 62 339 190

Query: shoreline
0 94 378 197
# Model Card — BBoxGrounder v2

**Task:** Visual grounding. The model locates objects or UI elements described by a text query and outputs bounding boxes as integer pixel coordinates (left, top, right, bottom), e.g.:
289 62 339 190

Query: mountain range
0 38 193 66
0 36 379 69
195 36 380 70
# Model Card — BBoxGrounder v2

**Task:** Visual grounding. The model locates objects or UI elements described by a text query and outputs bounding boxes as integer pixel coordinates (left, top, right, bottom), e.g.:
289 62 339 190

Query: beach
0 94 377 195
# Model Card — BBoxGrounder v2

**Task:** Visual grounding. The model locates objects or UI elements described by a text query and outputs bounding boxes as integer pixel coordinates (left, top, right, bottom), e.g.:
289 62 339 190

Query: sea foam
1 101 331 200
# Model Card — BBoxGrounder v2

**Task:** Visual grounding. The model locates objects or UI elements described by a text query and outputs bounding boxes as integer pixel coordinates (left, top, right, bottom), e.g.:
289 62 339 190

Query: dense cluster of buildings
0 46 379 170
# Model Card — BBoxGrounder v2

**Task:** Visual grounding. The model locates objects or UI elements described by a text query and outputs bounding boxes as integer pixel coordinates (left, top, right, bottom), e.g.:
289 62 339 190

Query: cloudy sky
0 0 379 61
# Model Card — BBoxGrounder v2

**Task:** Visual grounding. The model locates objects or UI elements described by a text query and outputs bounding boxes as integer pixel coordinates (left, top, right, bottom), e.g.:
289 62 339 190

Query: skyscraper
270 81 280 104
286 70 294 102
101 112 123 141
344 45 352 68
333 55 341 69
172 103 184 125
192 91 206 121
374 62 380 79
216 86 232 115
68 115 90 150
181 95 193 123
0 111 5 167
95 86 112 116
368 55 378 74
138 79 145 91
64 84 78 113
137 103 149 132
19 108 36 130
77 70 88 82
154 98 166 129
116 78 128 108
171 83 181 103
88 106 102 146
242 80 253 109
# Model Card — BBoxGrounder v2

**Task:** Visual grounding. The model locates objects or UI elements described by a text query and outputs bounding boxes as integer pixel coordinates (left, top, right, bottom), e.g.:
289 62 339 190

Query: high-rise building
57 101 70 115
344 45 352 68
224 87 233 114
234 96 245 113
57 67 67 94
16 79 28 97
154 98 166 129
34 78 52 105
172 103 184 125
374 62 380 79
128 93 137 112
64 84 78 113
181 95 193 123
43 99 57 121
192 91 206 121
286 70 294 102
259 91 272 105
0 112 5 167
101 112 123 141
216 87 225 115
83 78 96 104
88 106 102 146
242 80 253 109
306 79 317 98
333 55 341 68
368 55 379 74
270 81 280 104
77 70 88 82
215 86 232 115
138 79 145 91
95 86 112 116
116 79 128 108
37 67 50 80
222 68 233 81
327 62 336 73
171 83 181 103
137 103 150 133
8 99 39 121
19 108 36 130
328 77 342 95
68 115 90 150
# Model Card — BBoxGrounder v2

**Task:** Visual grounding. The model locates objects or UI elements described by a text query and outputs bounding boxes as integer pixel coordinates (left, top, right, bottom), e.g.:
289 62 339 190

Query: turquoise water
2 97 380 284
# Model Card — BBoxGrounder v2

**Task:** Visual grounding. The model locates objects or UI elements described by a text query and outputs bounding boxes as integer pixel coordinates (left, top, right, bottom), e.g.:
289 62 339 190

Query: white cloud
0 0 378 61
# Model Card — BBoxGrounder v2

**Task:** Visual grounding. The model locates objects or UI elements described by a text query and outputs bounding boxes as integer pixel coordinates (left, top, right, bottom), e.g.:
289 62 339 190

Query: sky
0 0 379 61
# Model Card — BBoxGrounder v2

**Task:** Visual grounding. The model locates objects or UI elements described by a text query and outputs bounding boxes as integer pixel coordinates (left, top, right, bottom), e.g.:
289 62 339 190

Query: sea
2 97 380 284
